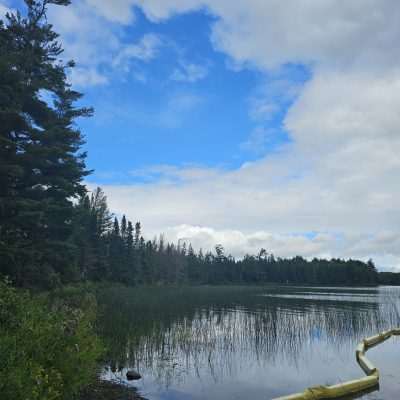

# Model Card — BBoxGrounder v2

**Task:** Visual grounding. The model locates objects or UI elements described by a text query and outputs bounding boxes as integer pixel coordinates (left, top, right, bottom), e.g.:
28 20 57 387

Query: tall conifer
0 0 92 286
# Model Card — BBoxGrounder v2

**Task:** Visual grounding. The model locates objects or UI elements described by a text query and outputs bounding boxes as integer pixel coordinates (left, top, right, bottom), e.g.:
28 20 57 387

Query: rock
126 370 141 380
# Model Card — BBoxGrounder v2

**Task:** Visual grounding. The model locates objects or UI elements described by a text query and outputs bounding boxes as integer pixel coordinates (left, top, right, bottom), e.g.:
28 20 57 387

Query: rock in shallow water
126 370 141 380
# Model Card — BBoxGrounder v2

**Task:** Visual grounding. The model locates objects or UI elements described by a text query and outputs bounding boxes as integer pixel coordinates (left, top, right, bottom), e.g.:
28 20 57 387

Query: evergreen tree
109 217 125 281
134 222 141 249
72 188 112 281
126 221 134 255
121 215 127 241
0 0 92 287
90 187 112 238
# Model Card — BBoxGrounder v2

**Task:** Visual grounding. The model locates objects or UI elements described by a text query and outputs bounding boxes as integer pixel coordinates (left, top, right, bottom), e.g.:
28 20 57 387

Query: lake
97 285 400 400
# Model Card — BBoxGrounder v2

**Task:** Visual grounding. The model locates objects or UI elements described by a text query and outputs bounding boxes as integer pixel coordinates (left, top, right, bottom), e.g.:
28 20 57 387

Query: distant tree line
378 272 400 286
59 188 380 288
0 0 396 289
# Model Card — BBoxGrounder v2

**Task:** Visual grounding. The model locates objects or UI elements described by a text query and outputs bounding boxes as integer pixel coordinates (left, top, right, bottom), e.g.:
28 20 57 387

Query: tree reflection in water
97 285 400 399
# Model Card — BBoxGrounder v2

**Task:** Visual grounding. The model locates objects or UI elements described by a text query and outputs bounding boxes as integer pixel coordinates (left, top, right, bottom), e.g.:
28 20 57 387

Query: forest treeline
0 0 398 289
58 186 380 287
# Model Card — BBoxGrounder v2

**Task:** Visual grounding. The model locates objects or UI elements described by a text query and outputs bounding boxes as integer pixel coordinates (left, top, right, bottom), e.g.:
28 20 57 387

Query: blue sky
74 10 308 185
2 0 400 270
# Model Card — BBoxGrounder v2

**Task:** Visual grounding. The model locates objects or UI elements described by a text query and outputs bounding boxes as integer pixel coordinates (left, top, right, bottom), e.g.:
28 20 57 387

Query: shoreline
79 379 146 400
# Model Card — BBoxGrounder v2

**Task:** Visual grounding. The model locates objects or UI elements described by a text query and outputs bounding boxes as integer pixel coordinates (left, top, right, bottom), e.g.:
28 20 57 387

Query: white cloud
240 126 279 154
49 3 119 66
249 76 304 121
286 70 400 151
131 1 398 69
68 67 108 87
171 61 209 82
163 225 336 259
46 3 164 88
46 2 166 87
134 0 204 21
43 1 400 81
113 33 163 69
211 0 400 72
249 102 279 122
97 147 398 236
85 0 136 24
158 92 204 128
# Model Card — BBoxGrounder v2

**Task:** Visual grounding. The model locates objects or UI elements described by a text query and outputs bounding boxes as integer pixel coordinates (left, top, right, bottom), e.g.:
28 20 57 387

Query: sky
2 0 400 270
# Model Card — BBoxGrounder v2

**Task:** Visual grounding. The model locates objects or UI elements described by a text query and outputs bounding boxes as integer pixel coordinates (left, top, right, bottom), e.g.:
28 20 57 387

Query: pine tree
121 215 127 241
136 236 146 283
109 217 123 281
0 0 92 287
126 221 134 255
134 222 141 249
90 187 112 238
72 188 112 280
72 194 94 280
125 221 136 284
112 217 120 237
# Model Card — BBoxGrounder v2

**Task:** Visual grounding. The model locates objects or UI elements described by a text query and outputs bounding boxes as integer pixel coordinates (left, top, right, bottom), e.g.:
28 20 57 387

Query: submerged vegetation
95 285 400 395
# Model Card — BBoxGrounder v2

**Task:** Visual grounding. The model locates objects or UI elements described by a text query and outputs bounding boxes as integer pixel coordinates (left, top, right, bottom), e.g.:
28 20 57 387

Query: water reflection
97 286 400 400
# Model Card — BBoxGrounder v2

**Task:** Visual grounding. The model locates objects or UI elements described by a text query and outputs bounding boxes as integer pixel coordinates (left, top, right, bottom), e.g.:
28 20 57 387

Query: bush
0 281 103 400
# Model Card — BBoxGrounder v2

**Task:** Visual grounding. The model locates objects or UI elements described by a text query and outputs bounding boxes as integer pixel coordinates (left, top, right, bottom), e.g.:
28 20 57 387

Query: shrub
0 281 103 400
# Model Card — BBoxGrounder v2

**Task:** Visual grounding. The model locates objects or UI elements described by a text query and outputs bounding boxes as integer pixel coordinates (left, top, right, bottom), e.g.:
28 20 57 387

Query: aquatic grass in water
96 285 400 400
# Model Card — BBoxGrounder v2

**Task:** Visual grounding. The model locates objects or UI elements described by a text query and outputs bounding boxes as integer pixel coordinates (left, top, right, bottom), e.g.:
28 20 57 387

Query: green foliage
0 281 103 400
0 0 91 287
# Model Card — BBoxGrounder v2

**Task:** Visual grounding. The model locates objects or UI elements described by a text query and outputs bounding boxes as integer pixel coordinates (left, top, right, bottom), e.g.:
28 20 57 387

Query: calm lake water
97 285 400 400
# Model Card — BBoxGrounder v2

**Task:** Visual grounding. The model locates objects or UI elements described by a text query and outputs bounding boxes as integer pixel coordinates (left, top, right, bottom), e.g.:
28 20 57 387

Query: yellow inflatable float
273 328 400 400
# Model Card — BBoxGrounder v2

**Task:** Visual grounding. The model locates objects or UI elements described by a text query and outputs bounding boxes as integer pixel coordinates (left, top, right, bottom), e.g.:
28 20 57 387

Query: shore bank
79 379 145 400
